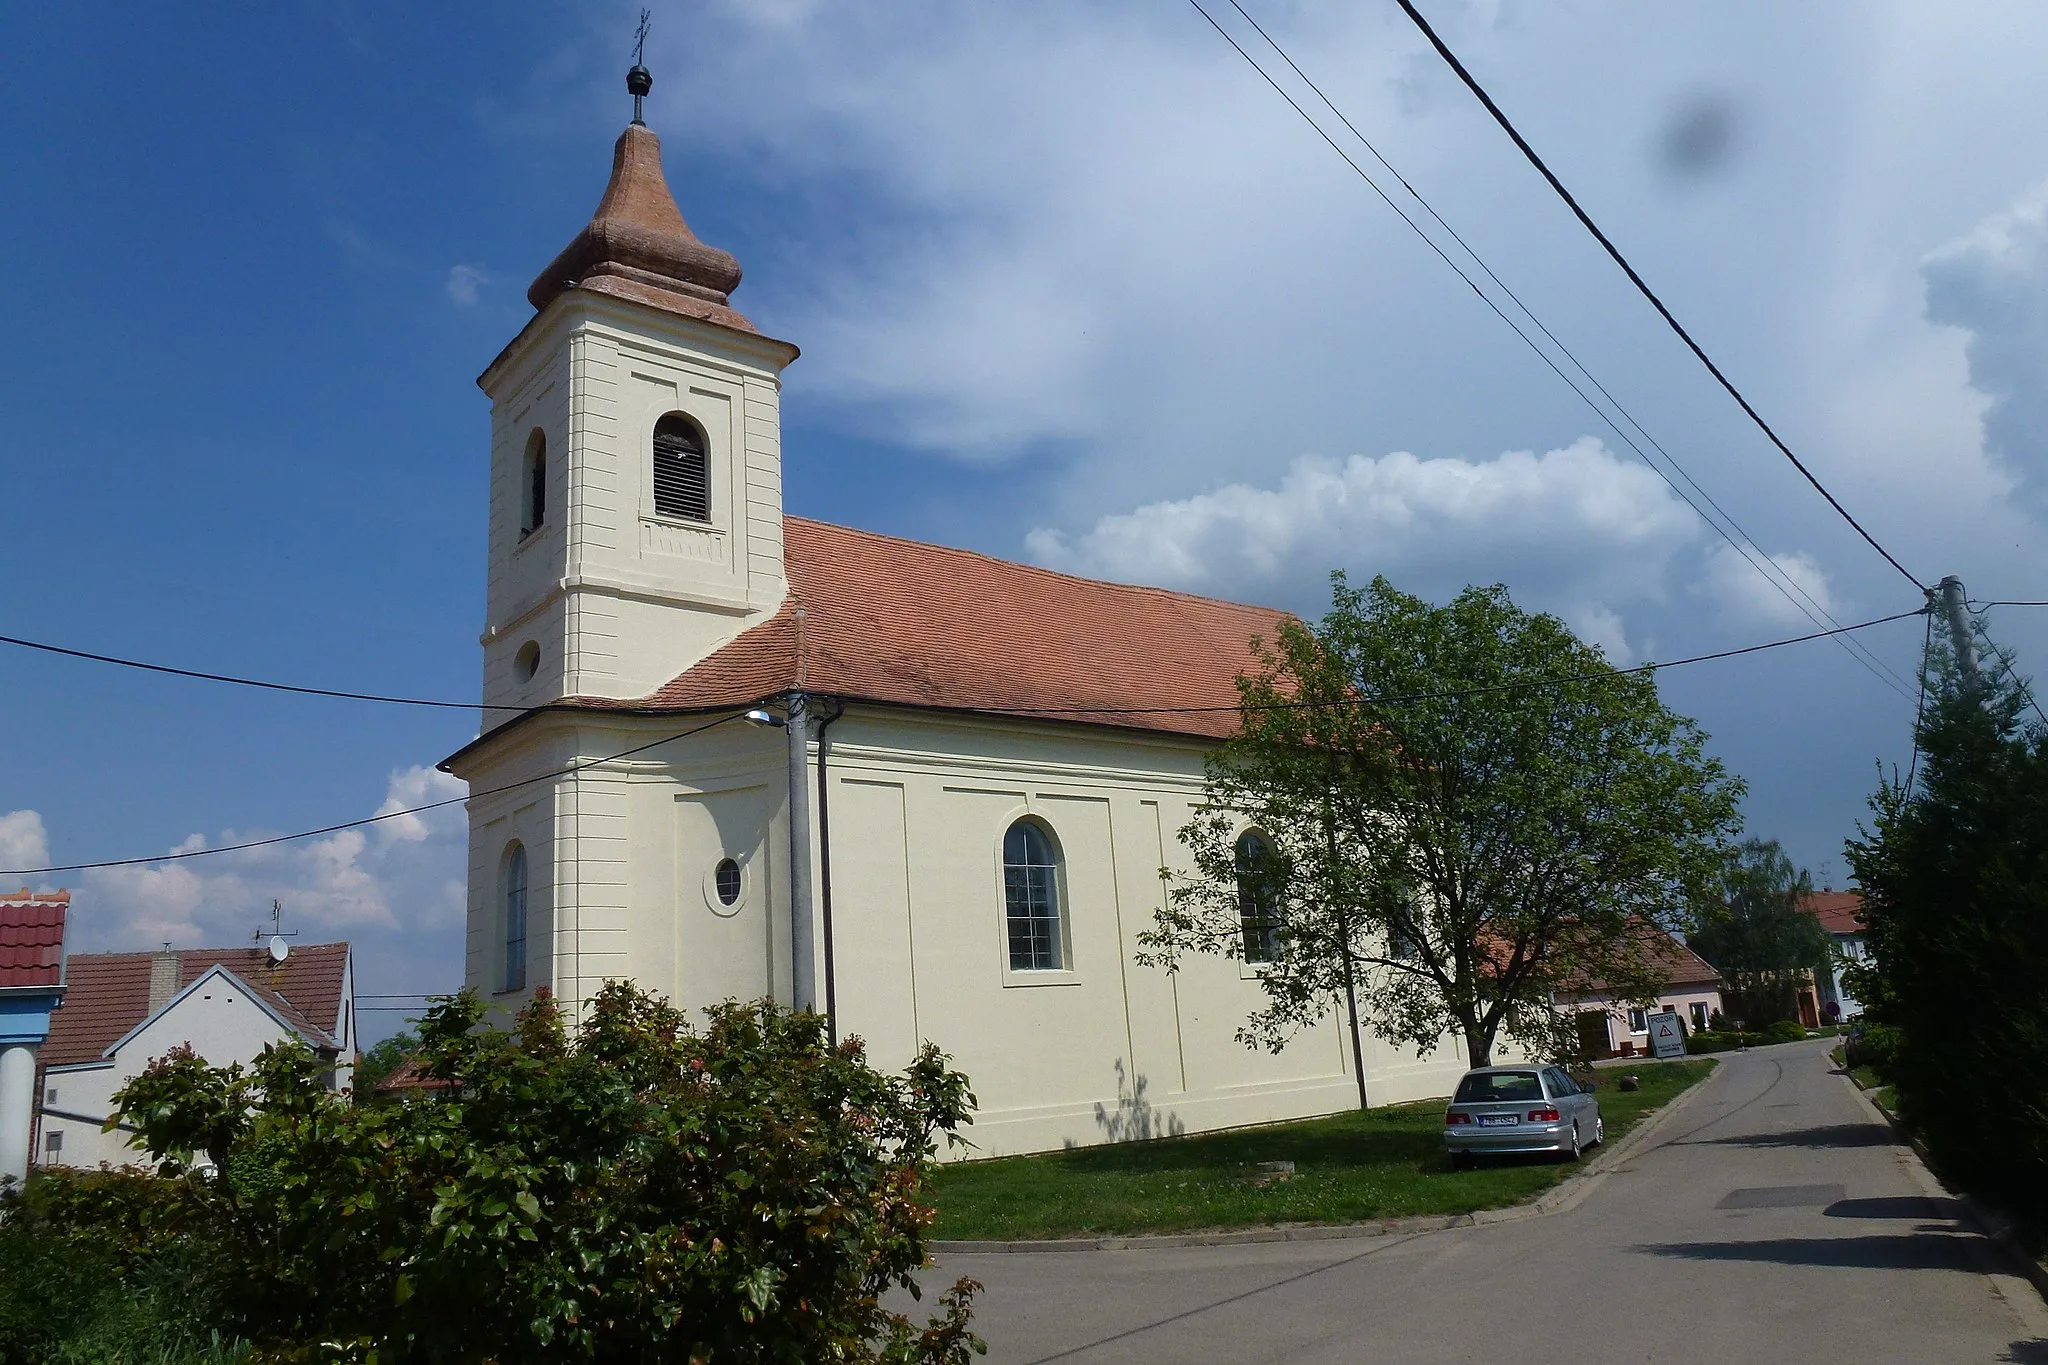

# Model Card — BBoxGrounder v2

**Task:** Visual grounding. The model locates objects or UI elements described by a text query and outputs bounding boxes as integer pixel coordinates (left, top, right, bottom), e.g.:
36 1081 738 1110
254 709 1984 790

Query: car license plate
1478 1115 1518 1127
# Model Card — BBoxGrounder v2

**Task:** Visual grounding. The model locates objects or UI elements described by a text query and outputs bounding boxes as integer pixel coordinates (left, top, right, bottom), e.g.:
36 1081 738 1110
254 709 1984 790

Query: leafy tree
1142 575 1743 1072
1846 628 2048 1225
352 1028 419 1095
1686 838 1834 1027
53 985 984 1363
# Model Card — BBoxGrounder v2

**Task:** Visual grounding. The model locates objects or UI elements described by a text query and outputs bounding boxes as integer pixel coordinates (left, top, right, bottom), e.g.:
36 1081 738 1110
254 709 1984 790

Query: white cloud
0 810 50 887
1697 543 1837 628
445 263 487 307
1922 184 2048 498
57 768 468 1001
1027 437 1699 646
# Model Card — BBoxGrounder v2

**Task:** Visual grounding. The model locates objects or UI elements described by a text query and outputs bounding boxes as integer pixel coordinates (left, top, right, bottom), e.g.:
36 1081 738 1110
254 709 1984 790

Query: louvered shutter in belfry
652 415 710 521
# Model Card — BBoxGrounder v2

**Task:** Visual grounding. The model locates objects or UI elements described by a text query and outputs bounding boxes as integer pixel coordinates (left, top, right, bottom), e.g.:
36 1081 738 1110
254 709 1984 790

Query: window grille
714 857 742 907
1235 831 1280 964
504 843 528 992
1003 820 1064 971
652 414 709 521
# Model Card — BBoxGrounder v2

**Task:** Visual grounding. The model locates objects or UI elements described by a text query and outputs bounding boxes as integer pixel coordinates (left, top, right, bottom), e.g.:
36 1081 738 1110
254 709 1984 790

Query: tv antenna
628 10 653 126
252 898 299 965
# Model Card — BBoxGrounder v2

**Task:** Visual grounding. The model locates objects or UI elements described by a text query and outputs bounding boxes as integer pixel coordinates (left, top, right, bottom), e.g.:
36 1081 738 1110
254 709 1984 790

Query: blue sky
6 3 2047 1040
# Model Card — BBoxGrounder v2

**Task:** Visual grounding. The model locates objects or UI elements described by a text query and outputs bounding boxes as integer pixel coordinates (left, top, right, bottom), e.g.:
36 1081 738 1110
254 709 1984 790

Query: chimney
147 946 180 1013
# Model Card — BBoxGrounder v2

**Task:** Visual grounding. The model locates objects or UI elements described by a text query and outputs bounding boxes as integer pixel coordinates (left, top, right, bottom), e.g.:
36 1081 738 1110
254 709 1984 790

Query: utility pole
1939 575 1980 696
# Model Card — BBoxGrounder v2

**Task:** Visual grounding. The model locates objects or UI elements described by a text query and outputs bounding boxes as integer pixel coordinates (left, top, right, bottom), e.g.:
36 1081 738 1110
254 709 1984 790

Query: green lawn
929 1059 1716 1240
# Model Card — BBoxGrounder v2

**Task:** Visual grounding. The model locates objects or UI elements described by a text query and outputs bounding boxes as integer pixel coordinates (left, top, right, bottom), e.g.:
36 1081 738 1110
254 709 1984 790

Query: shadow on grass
1044 1107 1443 1179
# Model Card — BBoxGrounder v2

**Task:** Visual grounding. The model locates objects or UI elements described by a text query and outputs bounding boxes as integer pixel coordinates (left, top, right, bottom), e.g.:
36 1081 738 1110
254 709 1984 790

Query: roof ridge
784 516 1291 619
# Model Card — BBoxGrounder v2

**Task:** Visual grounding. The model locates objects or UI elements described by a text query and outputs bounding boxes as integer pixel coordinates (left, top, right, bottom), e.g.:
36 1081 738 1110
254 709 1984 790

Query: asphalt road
928 1040 2048 1363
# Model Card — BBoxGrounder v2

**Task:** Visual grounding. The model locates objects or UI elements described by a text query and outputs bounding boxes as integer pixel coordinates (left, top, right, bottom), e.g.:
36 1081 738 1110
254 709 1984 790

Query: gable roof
1556 921 1725 995
38 942 350 1070
562 517 1295 741
1801 890 1866 936
0 889 67 991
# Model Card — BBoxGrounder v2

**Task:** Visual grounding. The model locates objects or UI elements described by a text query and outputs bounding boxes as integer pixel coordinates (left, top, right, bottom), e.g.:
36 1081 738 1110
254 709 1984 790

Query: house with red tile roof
1802 889 1869 1021
1551 923 1725 1058
0 888 68 1184
34 941 353 1171
437 82 1475 1157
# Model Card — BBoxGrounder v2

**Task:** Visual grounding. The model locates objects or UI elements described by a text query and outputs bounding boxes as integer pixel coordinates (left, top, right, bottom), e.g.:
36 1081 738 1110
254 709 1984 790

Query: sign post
1648 1010 1686 1060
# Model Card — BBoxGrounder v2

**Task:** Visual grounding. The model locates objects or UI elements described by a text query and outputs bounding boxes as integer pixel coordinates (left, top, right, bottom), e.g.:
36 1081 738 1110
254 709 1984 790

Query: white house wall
459 705 1474 1156
39 980 303 1170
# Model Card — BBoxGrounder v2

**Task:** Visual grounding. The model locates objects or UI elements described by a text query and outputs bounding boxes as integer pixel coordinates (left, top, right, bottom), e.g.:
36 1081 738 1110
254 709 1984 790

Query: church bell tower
475 58 799 720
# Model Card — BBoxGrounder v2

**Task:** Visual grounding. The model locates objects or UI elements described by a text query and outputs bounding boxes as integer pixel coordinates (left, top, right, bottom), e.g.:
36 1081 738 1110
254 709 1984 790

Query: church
439 64 1468 1156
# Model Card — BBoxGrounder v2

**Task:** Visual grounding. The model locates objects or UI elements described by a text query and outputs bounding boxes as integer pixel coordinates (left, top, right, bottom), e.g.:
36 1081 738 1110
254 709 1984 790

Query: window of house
1690 1001 1710 1032
714 857 742 907
503 842 529 993
44 1130 61 1154
1235 830 1280 964
1627 1006 1648 1034
652 413 710 521
1002 819 1064 972
521 429 547 536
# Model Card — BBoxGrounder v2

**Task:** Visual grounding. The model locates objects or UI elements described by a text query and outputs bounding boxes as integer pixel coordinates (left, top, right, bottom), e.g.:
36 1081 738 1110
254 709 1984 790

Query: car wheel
1594 1116 1605 1147
1564 1123 1583 1163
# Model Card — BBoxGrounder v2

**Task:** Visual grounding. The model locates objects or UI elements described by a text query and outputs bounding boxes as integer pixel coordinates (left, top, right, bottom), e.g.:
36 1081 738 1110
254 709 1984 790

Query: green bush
1765 1019 1808 1043
0 1216 244 1365
28 986 983 1364
1684 1029 1780 1053
1842 1021 1901 1075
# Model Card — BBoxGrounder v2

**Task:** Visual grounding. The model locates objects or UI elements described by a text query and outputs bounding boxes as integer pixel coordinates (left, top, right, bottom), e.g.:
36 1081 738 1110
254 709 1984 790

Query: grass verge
929 1059 1715 1240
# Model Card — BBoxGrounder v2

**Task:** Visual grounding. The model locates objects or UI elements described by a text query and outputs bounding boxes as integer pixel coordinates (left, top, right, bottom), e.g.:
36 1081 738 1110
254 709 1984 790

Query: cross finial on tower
627 10 653 126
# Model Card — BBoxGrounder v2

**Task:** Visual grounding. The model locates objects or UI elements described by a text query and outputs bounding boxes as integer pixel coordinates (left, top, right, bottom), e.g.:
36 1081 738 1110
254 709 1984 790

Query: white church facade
441 71 1468 1157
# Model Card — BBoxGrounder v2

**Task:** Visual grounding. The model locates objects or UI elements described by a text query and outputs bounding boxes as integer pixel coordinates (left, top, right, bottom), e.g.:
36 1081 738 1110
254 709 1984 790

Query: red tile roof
0 889 68 990
570 517 1296 740
1802 890 1866 936
1557 920 1724 995
39 942 350 1070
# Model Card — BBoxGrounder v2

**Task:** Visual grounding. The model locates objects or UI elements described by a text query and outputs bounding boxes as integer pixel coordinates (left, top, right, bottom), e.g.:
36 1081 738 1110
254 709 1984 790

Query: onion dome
527 65 758 334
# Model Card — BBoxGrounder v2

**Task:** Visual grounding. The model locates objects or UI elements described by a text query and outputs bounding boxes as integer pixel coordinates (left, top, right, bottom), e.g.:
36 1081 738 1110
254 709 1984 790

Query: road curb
931 1060 1721 1255
1835 1064 2048 1308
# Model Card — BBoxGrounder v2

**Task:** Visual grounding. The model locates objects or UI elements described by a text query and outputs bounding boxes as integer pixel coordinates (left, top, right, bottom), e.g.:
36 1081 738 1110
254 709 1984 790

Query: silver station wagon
1443 1064 1603 1166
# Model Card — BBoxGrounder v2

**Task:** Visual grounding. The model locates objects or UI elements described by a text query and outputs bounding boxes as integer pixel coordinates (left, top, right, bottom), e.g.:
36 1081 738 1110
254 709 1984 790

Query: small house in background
0 888 68 1185
1803 888 1869 1022
1556 925 1725 1059
34 941 354 1171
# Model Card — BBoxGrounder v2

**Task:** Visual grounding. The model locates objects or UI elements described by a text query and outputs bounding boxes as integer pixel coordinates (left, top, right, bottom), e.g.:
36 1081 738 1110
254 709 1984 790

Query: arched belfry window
652 413 709 522
502 842 529 993
520 429 547 536
1236 830 1280 964
1002 819 1064 971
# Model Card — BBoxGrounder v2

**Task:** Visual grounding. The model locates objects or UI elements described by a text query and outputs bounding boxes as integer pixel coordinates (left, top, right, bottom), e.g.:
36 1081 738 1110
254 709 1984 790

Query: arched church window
503 842 529 993
1002 819 1064 971
1236 830 1280 964
520 429 547 536
652 413 709 522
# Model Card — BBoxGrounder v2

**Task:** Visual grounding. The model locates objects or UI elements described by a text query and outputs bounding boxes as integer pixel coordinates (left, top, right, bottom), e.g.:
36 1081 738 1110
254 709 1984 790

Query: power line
1389 0 1927 594
1184 0 1914 700
4 611 1920 877
0 632 526 712
1967 603 2048 727
0 712 748 878
1210 0 1914 700
991 607 1924 718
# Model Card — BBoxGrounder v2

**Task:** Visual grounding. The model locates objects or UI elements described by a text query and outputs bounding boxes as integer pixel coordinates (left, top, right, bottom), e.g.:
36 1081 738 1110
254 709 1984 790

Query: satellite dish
267 935 290 965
